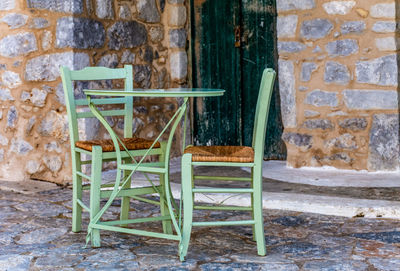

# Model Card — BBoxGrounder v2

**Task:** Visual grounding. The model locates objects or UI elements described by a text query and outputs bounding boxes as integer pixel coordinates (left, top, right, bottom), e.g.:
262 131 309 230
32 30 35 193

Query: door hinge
234 26 241 48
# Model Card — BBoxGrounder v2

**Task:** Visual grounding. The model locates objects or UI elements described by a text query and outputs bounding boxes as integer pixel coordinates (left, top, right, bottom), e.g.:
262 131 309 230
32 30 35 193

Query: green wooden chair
60 65 172 244
179 68 276 261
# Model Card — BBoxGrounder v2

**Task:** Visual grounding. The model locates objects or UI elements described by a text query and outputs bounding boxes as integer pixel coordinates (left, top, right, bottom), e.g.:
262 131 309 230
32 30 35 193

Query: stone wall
0 0 189 184
277 0 399 171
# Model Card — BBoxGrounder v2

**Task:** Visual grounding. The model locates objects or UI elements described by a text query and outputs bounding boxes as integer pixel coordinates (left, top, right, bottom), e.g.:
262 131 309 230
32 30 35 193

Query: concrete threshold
258 160 400 188
130 179 400 219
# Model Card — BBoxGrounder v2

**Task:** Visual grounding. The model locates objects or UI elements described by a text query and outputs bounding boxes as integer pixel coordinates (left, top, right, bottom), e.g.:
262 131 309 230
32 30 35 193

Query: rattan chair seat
184 145 254 163
75 137 161 152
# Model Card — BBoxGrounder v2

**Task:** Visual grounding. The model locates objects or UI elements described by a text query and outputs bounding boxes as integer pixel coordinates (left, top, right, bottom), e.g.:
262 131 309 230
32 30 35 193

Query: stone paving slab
1 187 400 270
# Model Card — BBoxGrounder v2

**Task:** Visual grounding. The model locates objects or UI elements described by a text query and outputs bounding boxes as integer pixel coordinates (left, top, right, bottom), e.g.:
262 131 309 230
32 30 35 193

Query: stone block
278 42 306 53
20 91 30 102
312 46 322 54
26 116 36 134
169 28 187 48
10 138 33 155
31 88 47 107
149 26 164 42
339 118 367 131
301 62 317 82
277 15 298 38
372 21 397 33
137 0 160 23
324 61 350 85
278 60 296 128
0 32 37 58
133 65 152 88
142 46 153 63
343 89 397 110
0 88 14 101
30 17 49 29
168 5 186 27
304 119 334 130
370 3 395 18
97 54 118 68
375 37 398 51
170 51 187 80
25 52 90 82
300 19 333 40
0 133 8 146
119 4 132 20
322 1 355 15
41 31 52 51
0 1 15 11
305 89 338 107
304 110 320 118
27 0 83 14
55 83 65 105
2 71 21 88
108 21 147 50
356 55 397 86
325 39 358 57
368 114 399 171
56 17 105 49
7 106 17 128
95 0 114 19
38 110 69 142
78 117 100 141
1 13 28 29
276 0 315 11
43 155 62 173
325 133 357 150
26 160 40 174
328 111 347 117
121 50 135 64
341 21 365 34
282 132 312 149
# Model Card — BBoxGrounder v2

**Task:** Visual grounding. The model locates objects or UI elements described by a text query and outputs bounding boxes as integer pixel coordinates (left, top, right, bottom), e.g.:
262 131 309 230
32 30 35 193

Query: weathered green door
191 0 286 159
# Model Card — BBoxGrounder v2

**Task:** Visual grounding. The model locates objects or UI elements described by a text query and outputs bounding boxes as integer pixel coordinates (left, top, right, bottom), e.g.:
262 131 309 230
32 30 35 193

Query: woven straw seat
76 137 160 152
184 145 254 163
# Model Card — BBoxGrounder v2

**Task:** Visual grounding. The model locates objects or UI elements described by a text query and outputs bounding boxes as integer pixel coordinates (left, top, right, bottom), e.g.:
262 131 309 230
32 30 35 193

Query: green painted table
83 88 224 250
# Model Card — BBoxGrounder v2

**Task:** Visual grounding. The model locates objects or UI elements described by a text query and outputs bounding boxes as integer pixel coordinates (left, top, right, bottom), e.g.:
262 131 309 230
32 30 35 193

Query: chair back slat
76 110 126 119
60 65 133 145
74 97 126 106
252 68 276 164
68 66 129 81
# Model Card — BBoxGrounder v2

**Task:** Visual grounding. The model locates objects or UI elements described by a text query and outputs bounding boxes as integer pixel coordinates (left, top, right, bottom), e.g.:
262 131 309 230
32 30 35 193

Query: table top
84 88 225 98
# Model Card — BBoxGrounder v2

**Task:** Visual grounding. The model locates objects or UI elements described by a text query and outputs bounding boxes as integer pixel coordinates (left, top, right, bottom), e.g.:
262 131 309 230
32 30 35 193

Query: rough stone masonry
277 0 399 171
0 0 189 184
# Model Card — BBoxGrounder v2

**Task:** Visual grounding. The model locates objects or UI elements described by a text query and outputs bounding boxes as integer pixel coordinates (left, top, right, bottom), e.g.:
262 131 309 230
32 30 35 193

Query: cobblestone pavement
1 187 400 271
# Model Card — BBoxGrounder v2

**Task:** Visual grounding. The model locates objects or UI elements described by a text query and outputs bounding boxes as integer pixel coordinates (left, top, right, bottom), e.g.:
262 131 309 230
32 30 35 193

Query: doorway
190 0 286 159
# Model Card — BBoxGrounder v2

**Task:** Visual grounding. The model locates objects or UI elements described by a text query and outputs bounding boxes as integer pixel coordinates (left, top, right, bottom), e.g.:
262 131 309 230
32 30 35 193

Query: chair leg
120 159 131 226
250 168 256 241
72 151 82 233
89 146 102 247
252 166 266 256
159 173 173 234
179 154 194 261
159 142 172 234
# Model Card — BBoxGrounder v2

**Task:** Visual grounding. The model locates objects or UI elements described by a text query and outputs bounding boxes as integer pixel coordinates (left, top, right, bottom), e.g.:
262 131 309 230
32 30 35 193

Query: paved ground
1 186 400 271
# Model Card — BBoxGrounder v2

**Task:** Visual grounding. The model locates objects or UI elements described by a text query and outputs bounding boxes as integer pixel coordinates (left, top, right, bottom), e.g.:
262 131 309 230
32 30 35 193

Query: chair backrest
252 68 276 164
60 65 133 145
